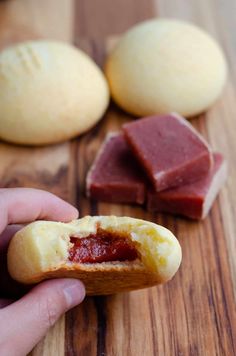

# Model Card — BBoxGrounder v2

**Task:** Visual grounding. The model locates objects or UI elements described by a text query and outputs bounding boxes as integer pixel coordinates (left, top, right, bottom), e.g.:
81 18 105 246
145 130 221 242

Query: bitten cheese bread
7 216 182 295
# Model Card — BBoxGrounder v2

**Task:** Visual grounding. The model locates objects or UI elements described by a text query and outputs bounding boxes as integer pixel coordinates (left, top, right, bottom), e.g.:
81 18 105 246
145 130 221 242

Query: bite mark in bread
7 216 182 295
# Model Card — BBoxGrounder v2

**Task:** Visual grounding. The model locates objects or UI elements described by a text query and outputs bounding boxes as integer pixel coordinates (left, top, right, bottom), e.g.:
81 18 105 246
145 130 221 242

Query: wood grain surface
0 0 235 355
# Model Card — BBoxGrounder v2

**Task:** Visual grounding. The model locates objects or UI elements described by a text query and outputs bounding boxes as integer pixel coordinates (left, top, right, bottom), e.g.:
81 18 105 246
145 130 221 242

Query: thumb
0 279 85 356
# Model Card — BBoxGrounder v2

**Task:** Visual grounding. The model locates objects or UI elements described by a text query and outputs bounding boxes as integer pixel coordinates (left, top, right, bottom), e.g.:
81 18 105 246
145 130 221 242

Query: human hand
0 188 85 355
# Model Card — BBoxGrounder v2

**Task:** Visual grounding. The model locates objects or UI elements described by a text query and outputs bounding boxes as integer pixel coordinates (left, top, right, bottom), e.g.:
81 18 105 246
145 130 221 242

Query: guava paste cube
86 133 146 204
123 113 213 192
147 153 227 219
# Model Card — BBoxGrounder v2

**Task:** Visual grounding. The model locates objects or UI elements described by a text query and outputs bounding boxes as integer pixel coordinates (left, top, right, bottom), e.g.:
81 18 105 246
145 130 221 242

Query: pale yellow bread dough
105 19 227 117
0 40 109 145
7 216 182 295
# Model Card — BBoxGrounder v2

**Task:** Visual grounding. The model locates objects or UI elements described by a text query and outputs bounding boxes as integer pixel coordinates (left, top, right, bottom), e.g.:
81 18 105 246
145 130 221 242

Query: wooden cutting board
0 0 235 355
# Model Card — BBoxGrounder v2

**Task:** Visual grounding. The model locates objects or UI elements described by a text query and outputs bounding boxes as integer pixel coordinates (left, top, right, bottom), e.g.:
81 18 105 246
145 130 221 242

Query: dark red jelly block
123 113 213 192
86 133 146 204
147 153 227 220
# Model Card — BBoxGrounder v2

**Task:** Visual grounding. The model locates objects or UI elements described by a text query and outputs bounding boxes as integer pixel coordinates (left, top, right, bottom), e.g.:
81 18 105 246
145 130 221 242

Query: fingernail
63 280 85 308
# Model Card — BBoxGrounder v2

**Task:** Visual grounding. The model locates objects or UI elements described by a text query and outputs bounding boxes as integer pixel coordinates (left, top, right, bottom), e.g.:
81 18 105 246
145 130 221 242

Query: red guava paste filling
68 230 138 263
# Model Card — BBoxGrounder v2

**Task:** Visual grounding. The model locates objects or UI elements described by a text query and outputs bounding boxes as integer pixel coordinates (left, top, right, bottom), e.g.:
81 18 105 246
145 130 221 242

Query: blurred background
0 0 234 46
0 1 235 356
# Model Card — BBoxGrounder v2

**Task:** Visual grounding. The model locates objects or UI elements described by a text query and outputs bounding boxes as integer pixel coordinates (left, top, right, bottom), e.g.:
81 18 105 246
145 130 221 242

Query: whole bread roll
7 216 182 295
0 40 109 145
105 19 227 117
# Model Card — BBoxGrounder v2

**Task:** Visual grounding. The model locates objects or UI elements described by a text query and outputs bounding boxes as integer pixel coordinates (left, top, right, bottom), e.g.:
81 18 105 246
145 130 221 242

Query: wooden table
0 0 235 355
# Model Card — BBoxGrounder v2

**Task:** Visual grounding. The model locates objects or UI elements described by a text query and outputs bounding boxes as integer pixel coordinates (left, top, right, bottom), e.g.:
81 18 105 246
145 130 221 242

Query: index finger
0 188 79 234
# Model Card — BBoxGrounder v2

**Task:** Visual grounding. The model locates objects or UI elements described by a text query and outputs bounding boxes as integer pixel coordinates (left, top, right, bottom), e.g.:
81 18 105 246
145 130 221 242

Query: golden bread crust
22 263 161 296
